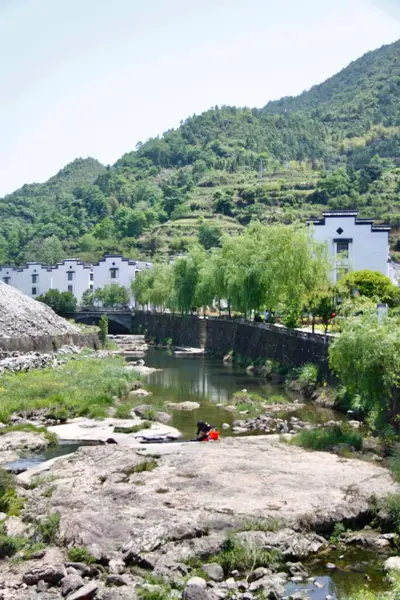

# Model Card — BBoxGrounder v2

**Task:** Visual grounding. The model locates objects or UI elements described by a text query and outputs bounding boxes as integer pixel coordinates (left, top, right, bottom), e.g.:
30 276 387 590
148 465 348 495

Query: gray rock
186 577 207 589
23 563 67 586
248 573 286 597
201 563 224 582
61 574 84 596
325 563 336 570
384 556 400 572
166 401 200 411
182 584 211 600
236 529 326 560
106 575 129 586
37 580 49 593
65 563 91 576
65 582 98 600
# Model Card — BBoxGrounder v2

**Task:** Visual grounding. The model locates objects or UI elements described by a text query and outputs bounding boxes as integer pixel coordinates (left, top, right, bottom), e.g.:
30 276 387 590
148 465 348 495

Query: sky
0 0 399 197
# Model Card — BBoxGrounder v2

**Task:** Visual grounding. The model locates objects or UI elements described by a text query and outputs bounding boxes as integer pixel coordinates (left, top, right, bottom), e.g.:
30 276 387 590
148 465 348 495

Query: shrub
36 512 61 544
297 363 319 389
98 314 108 346
67 546 96 564
388 443 400 482
290 424 363 452
214 537 280 574
382 494 400 534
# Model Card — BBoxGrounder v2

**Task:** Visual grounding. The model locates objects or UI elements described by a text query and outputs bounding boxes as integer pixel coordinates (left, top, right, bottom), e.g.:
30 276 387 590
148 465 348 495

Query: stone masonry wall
133 312 330 373
0 332 100 353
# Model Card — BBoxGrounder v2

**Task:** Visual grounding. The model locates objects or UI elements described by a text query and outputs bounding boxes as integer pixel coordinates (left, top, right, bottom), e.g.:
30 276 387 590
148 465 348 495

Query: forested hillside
1 40 399 266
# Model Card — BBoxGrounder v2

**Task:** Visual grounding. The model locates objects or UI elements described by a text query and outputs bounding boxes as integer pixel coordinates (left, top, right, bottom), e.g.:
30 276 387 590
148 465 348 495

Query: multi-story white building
308 210 391 284
0 255 152 304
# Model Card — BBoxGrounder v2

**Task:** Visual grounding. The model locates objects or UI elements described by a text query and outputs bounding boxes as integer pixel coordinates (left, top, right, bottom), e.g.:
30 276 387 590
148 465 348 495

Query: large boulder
23 563 67 586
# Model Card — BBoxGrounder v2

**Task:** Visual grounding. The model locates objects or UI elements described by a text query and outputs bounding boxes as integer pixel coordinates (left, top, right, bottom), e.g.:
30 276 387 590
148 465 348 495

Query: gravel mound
0 281 79 339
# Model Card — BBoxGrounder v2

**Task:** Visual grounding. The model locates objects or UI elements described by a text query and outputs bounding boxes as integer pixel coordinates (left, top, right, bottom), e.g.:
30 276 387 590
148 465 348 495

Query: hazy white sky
0 0 398 196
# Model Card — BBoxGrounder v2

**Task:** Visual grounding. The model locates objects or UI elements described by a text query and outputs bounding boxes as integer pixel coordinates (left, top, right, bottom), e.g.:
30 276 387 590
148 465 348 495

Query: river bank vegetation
0 354 135 423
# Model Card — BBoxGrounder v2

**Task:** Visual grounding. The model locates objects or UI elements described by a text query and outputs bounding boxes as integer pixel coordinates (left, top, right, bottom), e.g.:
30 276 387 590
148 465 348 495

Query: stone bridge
67 310 134 334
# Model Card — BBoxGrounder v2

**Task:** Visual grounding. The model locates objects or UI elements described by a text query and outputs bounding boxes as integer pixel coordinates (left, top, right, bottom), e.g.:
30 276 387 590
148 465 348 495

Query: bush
297 363 319 389
98 315 108 346
36 512 61 544
290 424 363 452
382 494 400 534
214 537 280 574
67 546 96 564
388 443 400 482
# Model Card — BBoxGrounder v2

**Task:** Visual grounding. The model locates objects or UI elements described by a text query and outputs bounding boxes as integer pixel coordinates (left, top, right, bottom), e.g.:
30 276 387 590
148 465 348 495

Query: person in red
196 421 219 441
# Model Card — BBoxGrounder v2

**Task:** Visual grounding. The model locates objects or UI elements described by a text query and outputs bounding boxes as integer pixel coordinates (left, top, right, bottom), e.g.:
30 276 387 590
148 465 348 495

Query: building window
336 241 349 255
31 274 38 284
67 271 74 281
110 268 118 279
3 277 10 284
32 287 37 296
90 272 94 281
68 285 73 293
89 284 93 291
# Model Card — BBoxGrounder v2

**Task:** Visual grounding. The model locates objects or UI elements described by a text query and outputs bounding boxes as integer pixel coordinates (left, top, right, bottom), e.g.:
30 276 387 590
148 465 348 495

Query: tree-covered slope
1 40 399 267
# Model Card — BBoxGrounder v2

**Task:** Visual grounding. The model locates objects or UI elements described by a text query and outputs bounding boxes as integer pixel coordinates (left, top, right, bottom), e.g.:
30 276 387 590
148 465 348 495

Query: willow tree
329 310 400 430
132 263 173 310
217 222 329 317
172 245 207 314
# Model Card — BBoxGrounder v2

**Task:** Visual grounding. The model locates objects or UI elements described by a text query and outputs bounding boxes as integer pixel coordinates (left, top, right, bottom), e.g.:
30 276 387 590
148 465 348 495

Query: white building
0 255 152 304
308 210 391 284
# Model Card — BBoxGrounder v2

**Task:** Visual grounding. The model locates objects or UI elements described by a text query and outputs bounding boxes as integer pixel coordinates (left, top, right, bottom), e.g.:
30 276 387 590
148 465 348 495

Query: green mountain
1 40 399 267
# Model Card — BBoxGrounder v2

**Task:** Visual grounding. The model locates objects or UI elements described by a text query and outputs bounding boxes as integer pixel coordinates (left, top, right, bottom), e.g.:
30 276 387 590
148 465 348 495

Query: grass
0 423 58 446
67 546 96 564
213 537 281 574
382 494 400 534
290 424 363 452
0 356 137 423
0 469 24 516
122 459 158 481
36 512 61 544
388 443 400 482
114 422 152 434
236 517 283 533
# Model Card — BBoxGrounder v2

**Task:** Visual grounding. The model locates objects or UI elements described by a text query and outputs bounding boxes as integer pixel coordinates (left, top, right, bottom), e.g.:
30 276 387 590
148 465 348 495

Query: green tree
198 223 222 250
37 289 77 315
131 264 173 309
306 289 336 333
329 311 400 430
338 270 400 306
95 284 130 308
22 236 64 265
172 246 206 314
114 207 147 238
98 314 108 347
81 289 96 308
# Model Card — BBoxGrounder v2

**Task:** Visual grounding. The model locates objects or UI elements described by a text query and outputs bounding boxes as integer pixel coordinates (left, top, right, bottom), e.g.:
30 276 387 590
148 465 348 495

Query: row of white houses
0 211 398 304
0 255 152 304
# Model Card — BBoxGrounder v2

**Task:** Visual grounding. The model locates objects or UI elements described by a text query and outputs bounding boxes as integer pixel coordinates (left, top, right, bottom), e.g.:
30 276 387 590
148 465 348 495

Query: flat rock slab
48 418 180 444
22 436 398 563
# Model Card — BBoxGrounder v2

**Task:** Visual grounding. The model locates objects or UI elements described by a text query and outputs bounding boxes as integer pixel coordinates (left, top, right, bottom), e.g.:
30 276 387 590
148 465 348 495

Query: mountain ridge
1 39 399 267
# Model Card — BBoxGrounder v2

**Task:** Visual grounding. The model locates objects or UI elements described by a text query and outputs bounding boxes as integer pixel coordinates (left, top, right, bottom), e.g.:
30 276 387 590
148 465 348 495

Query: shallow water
140 348 343 440
4 441 97 473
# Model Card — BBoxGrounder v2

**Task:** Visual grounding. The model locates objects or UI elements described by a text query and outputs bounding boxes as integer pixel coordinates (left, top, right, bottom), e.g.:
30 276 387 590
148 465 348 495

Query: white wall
309 211 390 283
0 255 153 304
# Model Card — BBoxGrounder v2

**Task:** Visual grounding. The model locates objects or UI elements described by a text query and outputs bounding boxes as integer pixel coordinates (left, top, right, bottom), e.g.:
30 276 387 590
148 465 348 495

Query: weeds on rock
236 517 283 533
122 459 158 481
381 494 400 534
329 522 347 543
0 522 45 561
36 512 61 544
388 443 400 482
214 537 281 574
0 469 24 516
0 423 58 446
290 424 363 452
67 546 96 564
29 474 58 490
114 422 152 434
297 363 319 389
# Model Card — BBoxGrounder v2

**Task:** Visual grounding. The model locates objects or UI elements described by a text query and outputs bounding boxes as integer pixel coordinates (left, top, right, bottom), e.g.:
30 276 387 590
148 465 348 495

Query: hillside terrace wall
133 312 330 373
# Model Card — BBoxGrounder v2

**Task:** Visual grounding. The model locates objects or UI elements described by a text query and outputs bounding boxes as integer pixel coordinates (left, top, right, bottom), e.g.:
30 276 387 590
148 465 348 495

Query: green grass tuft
114 422 152 434
36 512 61 544
290 424 363 452
213 537 281 574
67 546 97 564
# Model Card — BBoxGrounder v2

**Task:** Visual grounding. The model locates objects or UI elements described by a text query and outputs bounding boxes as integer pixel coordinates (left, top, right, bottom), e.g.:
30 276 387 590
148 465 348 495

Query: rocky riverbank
0 436 395 599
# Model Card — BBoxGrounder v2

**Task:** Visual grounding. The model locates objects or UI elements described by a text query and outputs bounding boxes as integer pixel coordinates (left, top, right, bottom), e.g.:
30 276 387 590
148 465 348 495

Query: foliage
36 512 61 544
329 522 347 543
297 363 319 389
0 355 135 423
338 270 400 307
388 443 400 483
0 424 58 447
1 41 400 263
95 284 130 308
214 537 281 574
329 312 400 429
37 289 77 315
67 546 96 564
98 314 108 346
381 494 400 535
132 264 173 308
290 424 363 452
306 289 336 333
